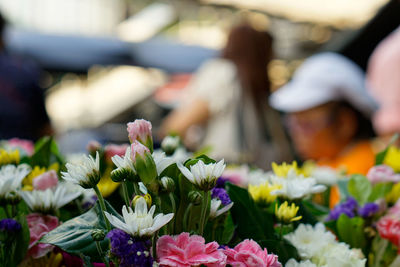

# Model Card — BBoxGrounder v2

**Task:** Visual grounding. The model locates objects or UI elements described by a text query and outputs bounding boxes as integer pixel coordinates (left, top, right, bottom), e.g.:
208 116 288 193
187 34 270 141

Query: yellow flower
133 194 152 208
21 251 63 267
384 146 400 173
22 163 59 191
97 166 120 197
272 161 301 178
386 182 400 204
275 201 302 223
248 182 281 204
0 149 20 166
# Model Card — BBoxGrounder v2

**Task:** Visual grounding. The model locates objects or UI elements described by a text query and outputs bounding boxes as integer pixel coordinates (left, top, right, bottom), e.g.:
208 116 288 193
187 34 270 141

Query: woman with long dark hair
160 24 292 168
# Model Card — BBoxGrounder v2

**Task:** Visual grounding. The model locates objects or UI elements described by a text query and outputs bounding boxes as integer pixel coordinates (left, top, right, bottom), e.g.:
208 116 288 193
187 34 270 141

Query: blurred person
270 52 377 175
160 24 292 168
0 12 51 141
367 26 400 142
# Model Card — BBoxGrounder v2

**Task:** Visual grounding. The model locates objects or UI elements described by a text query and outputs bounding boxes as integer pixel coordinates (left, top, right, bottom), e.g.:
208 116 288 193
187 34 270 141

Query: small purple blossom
215 177 229 188
327 197 358 221
358 203 380 218
107 229 153 267
0 219 21 232
211 188 231 206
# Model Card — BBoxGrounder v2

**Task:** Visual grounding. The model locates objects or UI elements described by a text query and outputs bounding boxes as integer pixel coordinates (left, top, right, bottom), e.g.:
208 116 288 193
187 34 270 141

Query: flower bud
161 136 180 155
91 229 106 241
127 119 153 152
161 177 175 193
86 140 102 154
188 191 202 205
131 141 157 185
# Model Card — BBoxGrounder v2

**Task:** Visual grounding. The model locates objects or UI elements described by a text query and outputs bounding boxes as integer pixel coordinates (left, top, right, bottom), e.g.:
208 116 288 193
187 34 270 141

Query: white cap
269 52 378 117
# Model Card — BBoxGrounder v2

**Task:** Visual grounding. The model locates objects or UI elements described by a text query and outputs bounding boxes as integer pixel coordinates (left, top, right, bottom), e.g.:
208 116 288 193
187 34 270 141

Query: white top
183 58 264 163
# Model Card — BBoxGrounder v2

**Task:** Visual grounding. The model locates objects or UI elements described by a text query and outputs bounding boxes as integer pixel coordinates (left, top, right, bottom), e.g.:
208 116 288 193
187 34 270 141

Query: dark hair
221 24 273 111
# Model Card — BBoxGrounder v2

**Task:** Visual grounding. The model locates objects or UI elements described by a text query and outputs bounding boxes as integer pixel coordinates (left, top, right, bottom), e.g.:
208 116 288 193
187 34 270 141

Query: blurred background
0 0 390 154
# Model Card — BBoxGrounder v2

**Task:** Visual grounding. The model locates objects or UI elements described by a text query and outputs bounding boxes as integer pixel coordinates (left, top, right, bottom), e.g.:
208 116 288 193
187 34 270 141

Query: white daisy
0 164 31 201
104 197 173 237
61 151 100 189
209 198 234 219
152 151 174 176
177 159 225 191
111 146 136 182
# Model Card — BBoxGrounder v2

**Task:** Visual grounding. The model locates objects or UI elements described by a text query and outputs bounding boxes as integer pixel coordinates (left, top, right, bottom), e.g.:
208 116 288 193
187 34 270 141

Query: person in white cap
270 52 378 175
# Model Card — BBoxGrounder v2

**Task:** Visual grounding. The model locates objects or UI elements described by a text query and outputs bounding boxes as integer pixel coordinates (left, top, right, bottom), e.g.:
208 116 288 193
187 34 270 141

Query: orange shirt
317 141 375 175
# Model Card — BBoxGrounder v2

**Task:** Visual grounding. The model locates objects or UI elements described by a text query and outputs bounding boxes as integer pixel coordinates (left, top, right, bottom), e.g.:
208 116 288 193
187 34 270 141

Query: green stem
168 193 176 234
183 203 193 232
11 205 17 218
94 185 111 232
2 206 10 218
133 183 140 196
95 241 110 267
122 181 131 207
198 191 210 235
152 230 159 260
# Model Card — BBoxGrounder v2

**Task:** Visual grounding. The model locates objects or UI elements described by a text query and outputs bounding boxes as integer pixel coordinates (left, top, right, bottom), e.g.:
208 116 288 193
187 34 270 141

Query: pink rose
223 239 281 267
130 140 150 162
26 213 59 259
8 138 34 156
127 119 152 145
157 232 227 267
104 144 129 162
32 170 59 191
367 165 400 184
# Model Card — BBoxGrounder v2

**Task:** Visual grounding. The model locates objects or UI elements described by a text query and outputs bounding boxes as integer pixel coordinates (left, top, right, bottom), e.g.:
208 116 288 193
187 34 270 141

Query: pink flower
26 213 59 259
87 140 102 153
130 140 150 162
157 232 227 267
377 216 400 249
8 138 34 156
127 119 152 145
104 144 129 162
223 239 281 267
367 165 400 184
32 170 59 191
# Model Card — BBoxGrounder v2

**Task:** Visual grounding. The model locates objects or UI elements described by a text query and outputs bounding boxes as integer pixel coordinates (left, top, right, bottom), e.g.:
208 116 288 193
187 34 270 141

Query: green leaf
337 179 350 201
301 199 330 216
368 182 393 202
336 214 367 250
347 175 372 205
30 137 65 168
41 200 120 260
12 215 30 266
258 239 299 264
226 183 274 241
376 134 399 165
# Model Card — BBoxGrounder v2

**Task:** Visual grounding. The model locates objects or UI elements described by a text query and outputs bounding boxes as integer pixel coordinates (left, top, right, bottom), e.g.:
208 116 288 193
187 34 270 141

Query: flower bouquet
2 119 400 266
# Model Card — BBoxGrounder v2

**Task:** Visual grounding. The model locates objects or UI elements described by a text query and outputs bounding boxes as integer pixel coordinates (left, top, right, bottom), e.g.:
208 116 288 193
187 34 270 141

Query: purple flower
107 229 153 267
358 203 380 218
215 177 229 188
0 218 21 232
211 188 232 206
327 197 358 221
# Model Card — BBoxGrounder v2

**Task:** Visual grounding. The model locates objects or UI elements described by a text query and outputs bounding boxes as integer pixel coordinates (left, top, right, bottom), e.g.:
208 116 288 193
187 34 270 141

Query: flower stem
95 241 110 267
183 203 193 232
198 191 210 235
152 230 159 260
168 193 176 234
122 181 130 207
133 183 140 196
94 185 111 232
2 206 10 218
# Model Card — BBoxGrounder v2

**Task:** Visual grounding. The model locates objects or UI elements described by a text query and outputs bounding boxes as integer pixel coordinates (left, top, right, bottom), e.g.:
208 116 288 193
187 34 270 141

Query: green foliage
27 136 64 168
204 214 235 244
13 215 30 266
348 175 372 205
226 183 275 241
41 200 120 260
368 182 393 202
336 214 367 250
375 133 398 165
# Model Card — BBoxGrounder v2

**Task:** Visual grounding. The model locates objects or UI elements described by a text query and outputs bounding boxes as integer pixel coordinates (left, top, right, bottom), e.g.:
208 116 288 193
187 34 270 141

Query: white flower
152 151 174 176
62 151 101 188
270 169 326 200
209 198 234 218
311 166 339 186
319 243 366 267
139 182 148 194
284 223 336 259
20 185 81 214
161 136 180 152
177 159 225 190
0 164 31 200
285 259 317 267
111 146 136 182
104 197 173 237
